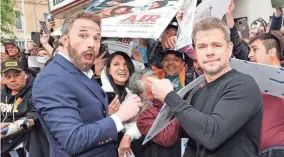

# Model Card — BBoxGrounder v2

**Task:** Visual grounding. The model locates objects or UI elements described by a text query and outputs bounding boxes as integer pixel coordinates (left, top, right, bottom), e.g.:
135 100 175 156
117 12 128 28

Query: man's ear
269 47 277 58
228 42 233 59
61 35 69 48
24 72 28 80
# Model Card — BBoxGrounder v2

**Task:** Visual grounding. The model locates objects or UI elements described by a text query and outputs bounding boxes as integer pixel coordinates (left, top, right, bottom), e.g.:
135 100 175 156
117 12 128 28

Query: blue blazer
32 55 118 157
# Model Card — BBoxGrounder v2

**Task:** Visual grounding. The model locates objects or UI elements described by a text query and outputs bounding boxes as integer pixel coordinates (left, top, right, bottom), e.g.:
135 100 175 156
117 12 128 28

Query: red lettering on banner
120 15 138 22
120 15 161 22
138 15 161 22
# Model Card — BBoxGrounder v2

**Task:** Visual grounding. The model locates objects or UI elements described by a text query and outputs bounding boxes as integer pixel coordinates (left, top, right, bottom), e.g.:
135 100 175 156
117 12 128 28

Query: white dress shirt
58 52 124 132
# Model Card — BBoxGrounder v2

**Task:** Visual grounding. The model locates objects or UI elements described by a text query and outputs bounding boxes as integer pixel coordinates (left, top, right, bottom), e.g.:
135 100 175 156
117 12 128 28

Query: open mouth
117 73 127 76
83 54 93 60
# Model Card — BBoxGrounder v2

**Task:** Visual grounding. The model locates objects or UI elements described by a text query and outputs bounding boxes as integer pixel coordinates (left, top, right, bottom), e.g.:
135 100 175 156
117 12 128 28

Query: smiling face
194 29 233 76
150 2 160 9
108 55 130 86
162 53 184 77
66 18 101 71
113 7 128 14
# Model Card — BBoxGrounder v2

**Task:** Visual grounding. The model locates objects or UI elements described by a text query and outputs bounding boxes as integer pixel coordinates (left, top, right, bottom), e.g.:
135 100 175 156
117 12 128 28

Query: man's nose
10 77 16 82
248 50 253 59
86 38 95 49
205 46 214 56
169 59 174 64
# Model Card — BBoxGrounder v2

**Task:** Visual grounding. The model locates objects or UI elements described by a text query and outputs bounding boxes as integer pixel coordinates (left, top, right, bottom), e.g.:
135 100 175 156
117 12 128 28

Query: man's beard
68 43 96 72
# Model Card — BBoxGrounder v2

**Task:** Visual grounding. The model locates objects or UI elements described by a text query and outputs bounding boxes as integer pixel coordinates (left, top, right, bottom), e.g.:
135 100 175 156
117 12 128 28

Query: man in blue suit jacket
32 12 143 157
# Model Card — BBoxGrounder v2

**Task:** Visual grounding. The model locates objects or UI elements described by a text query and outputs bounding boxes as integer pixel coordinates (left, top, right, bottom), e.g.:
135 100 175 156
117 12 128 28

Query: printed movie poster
85 0 183 38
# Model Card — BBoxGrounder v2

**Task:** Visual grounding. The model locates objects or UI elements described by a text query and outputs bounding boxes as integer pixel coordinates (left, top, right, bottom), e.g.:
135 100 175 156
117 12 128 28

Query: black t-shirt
165 69 263 157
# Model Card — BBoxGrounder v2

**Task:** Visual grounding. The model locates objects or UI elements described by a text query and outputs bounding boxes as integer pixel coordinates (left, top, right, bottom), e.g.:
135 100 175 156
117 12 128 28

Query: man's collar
58 52 93 79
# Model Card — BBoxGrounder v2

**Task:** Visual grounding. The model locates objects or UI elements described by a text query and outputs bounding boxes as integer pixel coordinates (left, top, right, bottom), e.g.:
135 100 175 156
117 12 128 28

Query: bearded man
32 12 143 157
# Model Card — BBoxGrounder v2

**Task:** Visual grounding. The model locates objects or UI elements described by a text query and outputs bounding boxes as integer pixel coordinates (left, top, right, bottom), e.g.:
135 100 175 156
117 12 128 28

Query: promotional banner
101 38 134 56
175 0 197 50
143 59 284 145
85 0 183 38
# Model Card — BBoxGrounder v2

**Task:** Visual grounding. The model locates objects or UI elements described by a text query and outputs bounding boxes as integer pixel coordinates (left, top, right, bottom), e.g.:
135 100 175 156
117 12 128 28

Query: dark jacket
146 39 163 68
231 13 283 61
33 55 118 157
19 52 40 77
1 75 49 157
1 75 34 155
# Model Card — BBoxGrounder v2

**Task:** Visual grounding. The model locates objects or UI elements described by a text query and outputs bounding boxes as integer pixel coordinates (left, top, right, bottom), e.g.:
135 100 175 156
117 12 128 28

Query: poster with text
85 0 183 38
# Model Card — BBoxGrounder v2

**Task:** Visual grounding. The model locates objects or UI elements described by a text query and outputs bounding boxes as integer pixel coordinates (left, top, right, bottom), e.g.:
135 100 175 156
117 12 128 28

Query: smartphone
48 15 55 22
39 21 49 34
237 18 249 39
28 56 45 68
31 32 41 47
99 43 110 59
106 92 116 103
1 45 5 53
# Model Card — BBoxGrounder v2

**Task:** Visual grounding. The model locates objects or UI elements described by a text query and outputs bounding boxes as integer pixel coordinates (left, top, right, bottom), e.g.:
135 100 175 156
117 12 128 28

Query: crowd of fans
1 0 284 157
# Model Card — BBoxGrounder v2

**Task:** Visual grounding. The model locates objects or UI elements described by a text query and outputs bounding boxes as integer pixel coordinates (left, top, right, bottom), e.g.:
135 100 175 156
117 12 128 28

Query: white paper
194 0 230 24
102 38 134 57
175 0 197 50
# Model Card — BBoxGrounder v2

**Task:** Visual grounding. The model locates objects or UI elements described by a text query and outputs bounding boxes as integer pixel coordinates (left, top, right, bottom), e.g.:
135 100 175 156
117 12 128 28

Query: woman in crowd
94 51 143 157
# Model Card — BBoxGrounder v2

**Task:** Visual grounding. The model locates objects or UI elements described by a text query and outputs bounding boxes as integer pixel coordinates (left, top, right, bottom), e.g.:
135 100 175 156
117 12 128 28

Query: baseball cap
2 39 16 47
166 22 178 30
1 60 23 73
161 49 191 63
271 0 284 8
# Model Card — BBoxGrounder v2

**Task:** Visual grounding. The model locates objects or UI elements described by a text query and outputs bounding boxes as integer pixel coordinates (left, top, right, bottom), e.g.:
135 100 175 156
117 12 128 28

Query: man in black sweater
148 17 263 157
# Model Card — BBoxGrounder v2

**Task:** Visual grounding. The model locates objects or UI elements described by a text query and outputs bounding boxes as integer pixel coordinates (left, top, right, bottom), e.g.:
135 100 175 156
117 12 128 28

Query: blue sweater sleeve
269 13 283 31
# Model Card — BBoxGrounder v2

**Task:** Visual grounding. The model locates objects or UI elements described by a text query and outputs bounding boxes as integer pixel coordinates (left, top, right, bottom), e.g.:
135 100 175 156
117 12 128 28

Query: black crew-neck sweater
165 69 263 157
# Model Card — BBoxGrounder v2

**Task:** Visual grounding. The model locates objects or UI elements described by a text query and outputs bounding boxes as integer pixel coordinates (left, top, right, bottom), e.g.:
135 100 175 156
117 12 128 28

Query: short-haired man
128 69 181 157
249 31 284 157
148 17 263 157
0 60 48 157
152 50 190 91
33 12 142 156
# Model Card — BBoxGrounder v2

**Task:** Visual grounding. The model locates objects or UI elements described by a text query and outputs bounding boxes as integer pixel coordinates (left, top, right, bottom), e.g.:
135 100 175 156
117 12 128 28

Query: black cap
166 22 178 30
161 49 190 62
1 60 23 73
